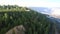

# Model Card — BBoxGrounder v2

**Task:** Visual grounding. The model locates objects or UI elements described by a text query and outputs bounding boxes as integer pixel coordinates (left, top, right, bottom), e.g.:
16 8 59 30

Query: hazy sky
0 0 60 7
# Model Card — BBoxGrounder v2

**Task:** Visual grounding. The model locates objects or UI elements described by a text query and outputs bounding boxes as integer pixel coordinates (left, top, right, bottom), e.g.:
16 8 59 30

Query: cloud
51 8 60 15
50 8 60 18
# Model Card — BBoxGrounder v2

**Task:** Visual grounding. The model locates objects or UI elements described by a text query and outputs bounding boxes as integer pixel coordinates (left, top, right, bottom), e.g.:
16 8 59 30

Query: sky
0 0 60 7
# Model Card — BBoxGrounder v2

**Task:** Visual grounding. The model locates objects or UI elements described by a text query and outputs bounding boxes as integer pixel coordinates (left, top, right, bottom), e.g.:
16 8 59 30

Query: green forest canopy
0 5 54 34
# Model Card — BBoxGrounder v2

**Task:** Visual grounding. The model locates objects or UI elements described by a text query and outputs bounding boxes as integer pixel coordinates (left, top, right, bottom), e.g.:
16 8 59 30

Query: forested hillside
0 5 54 34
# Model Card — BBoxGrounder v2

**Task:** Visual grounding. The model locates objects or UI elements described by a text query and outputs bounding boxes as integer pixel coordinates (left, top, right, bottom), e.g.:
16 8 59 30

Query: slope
0 5 54 34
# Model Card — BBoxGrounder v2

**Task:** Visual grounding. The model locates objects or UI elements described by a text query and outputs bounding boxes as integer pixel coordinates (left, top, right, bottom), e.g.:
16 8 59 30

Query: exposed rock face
6 25 25 34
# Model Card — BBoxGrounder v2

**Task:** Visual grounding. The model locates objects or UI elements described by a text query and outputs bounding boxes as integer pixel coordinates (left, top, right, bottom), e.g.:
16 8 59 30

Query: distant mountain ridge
29 7 60 23
29 7 51 14
30 7 60 19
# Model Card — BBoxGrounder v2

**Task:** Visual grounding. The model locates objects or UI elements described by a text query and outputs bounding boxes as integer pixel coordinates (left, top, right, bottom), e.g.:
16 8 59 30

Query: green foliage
0 5 53 34
0 5 29 12
0 11 51 34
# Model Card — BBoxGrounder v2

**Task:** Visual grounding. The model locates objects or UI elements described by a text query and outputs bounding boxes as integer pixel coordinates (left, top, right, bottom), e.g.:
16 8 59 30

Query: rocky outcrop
6 25 25 34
